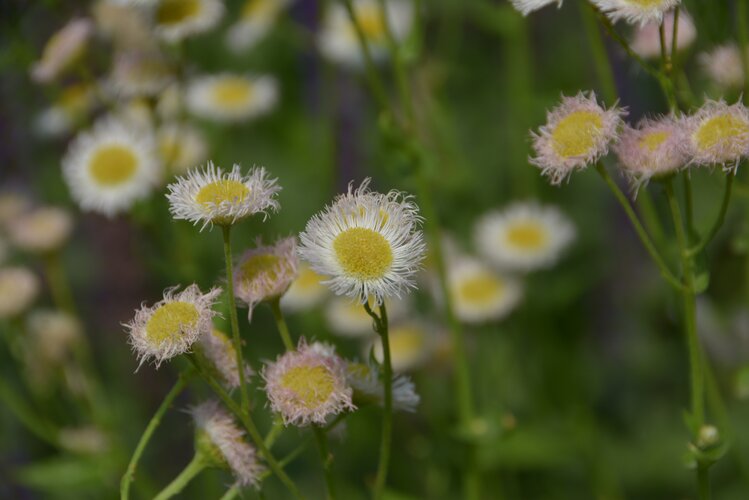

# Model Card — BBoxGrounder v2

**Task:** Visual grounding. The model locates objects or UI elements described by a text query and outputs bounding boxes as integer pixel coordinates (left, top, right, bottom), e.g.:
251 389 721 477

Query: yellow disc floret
551 111 604 158
333 227 393 280
355 6 386 40
280 365 335 409
195 180 250 207
88 145 138 186
694 113 749 152
239 254 280 283
505 222 548 251
639 130 670 152
211 77 254 107
145 301 199 345
157 0 201 25
458 275 504 305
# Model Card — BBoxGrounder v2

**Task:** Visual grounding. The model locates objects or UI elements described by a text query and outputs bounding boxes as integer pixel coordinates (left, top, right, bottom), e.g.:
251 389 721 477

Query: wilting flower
0 267 40 319
166 162 280 229
62 118 161 216
325 295 407 337
192 400 264 487
531 92 625 185
299 179 426 305
280 262 328 313
106 50 173 98
186 73 278 123
369 321 433 372
263 339 355 426
31 18 93 84
157 123 209 174
318 0 413 68
7 207 73 254
234 237 298 314
615 116 688 185
195 329 253 390
153 0 225 42
125 284 221 368
36 83 96 138
510 0 562 16
26 309 82 364
225 0 292 52
446 258 522 324
684 99 749 168
346 361 419 412
700 44 748 90
630 10 696 59
591 0 681 27
474 202 575 272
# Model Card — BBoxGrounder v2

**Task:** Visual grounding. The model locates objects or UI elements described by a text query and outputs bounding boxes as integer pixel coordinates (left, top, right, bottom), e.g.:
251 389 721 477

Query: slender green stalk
44 251 76 315
683 173 696 242
264 419 285 449
221 225 251 416
313 426 336 500
0 377 59 447
121 374 189 500
688 171 736 257
738 0 749 102
579 1 617 103
219 484 241 500
153 454 206 500
269 298 295 351
657 20 677 111
637 188 666 249
697 466 711 500
376 0 414 126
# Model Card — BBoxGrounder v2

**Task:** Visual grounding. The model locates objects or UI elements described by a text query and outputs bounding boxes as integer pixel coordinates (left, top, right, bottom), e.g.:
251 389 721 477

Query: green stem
221 225 250 417
595 164 683 290
153 453 206 500
313 426 336 500
264 419 285 449
44 251 76 315
121 374 189 500
0 377 59 447
376 0 414 126
684 172 696 242
697 466 711 500
637 188 666 249
738 0 749 103
579 1 617 103
269 298 294 351
658 20 677 111
219 484 241 500
688 170 735 257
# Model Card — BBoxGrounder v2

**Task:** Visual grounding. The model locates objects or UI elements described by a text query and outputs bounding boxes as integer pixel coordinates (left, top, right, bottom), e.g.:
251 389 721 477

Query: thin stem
219 484 241 500
595 164 683 290
44 251 76 315
738 0 749 102
269 298 294 351
121 374 189 500
670 6 679 66
264 419 285 449
153 454 206 500
579 0 617 103
0 377 59 447
221 225 250 417
697 466 711 500
313 426 336 500
376 0 414 126
637 188 666 249
658 20 677 111
688 170 735 257
684 172 696 242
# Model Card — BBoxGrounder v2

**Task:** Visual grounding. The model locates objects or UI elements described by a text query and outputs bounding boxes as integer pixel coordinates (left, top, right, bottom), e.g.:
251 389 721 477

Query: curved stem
269 298 294 351
313 426 336 500
688 170 735 257
153 453 206 500
579 0 617 103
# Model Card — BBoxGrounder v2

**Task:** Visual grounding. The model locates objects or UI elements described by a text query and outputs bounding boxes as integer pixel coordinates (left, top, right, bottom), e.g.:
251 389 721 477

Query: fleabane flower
106 50 173 98
630 10 696 59
263 339 355 426
153 0 225 42
166 162 280 229
510 0 562 16
62 118 161 217
280 262 329 313
685 100 749 169
27 309 82 364
31 18 94 84
474 202 575 272
700 44 747 90
234 237 298 314
225 0 292 52
346 361 419 412
192 400 264 487
0 267 40 319
531 92 625 185
615 116 688 186
157 123 209 175
369 321 433 372
0 192 32 228
299 179 426 305
195 329 253 390
186 73 279 123
591 0 681 27
125 284 221 368
325 295 407 337
446 258 522 324
35 83 96 138
7 207 74 254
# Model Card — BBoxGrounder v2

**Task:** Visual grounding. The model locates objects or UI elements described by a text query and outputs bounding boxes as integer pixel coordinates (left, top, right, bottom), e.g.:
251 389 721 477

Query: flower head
369 321 433 372
615 116 688 185
700 44 747 90
125 284 221 368
591 0 681 27
510 0 562 16
299 179 426 305
0 192 32 228
195 329 253 390
192 400 264 487
157 123 209 175
346 361 419 412
447 258 523 324
685 99 749 168
234 237 298 314
106 50 173 98
31 18 93 84
325 295 407 337
186 73 278 123
531 92 625 185
166 162 280 229
0 267 40 319
225 0 292 52
263 339 355 426
630 10 696 59
7 207 73 254
27 309 82 364
280 262 329 313
62 118 161 216
35 83 96 138
154 0 225 42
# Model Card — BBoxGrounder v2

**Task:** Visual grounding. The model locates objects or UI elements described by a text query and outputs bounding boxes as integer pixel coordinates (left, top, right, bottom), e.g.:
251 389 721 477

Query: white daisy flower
591 0 681 27
93 0 156 51
62 118 161 217
615 116 688 186
0 267 40 319
26 309 82 364
630 10 696 59
234 236 298 314
280 262 329 313
185 73 279 123
31 18 94 84
325 295 407 337
153 0 225 42
446 258 523 324
7 206 74 254
510 0 562 16
125 284 221 368
368 321 433 372
195 329 253 391
166 162 281 229
298 178 426 305
685 99 749 169
346 361 419 412
106 50 173 99
157 122 209 175
473 202 575 272
225 0 292 53
35 83 96 138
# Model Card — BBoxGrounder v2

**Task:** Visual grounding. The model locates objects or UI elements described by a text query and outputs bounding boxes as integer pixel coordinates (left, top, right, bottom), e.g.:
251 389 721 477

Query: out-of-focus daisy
153 0 225 42
630 10 696 59
27 309 82 364
156 84 183 120
166 162 280 229
346 361 419 412
157 123 209 174
318 0 413 68
31 18 94 84
685 99 749 168
615 116 688 186
299 179 426 305
369 321 433 372
59 426 109 455
531 92 625 185
185 73 278 123
234 237 298 314
192 400 264 487
195 329 253 390
125 284 221 368
591 0 681 27
0 192 32 228
106 50 173 98
226 0 292 52
510 0 562 16
474 202 575 272
93 0 156 50
0 267 40 319
280 262 329 313
700 44 747 90
325 295 407 337
447 258 522 324
263 339 355 426
36 83 96 138
62 118 161 217
7 207 74 254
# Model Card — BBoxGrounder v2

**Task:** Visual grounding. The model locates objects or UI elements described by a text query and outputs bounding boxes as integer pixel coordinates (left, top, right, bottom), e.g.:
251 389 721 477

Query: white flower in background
346 361 419 412
369 321 433 372
0 192 32 228
62 118 161 216
195 329 253 390
106 50 173 98
474 202 575 272
7 206 74 254
700 44 747 90
166 162 281 229
36 83 96 138
153 0 225 42
280 262 329 313
113 99 155 131
446 258 523 324
591 0 681 27
234 237 298 314
225 0 292 52
31 18 94 84
27 310 82 364
93 0 157 50
156 84 183 120
186 73 279 123
510 0 562 16
59 426 109 455
630 10 696 59
685 99 749 168
157 123 209 174
318 0 413 68
0 267 40 319
325 295 407 337
615 116 688 186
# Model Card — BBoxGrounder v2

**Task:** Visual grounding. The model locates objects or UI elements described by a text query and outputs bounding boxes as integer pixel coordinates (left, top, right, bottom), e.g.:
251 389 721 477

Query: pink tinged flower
630 10 696 59
195 329 253 390
530 92 626 185
262 339 355 426
684 100 749 169
31 18 94 84
510 0 562 16
591 0 681 27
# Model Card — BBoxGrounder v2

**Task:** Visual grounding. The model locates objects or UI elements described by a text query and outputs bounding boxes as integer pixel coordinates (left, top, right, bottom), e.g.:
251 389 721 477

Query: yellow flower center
347 362 371 379
195 180 250 207
295 266 323 289
505 222 548 251
333 227 393 280
628 0 665 6
211 78 254 107
145 301 199 345
388 326 425 358
280 364 335 409
239 253 280 284
458 275 503 305
59 84 90 112
639 130 670 152
159 135 183 164
551 110 604 158
694 113 749 152
241 0 275 18
156 0 201 25
354 5 386 39
88 145 138 186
